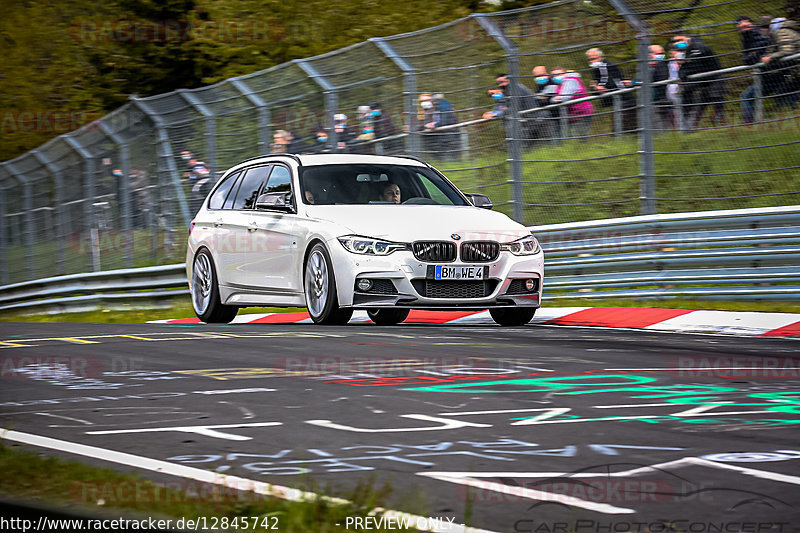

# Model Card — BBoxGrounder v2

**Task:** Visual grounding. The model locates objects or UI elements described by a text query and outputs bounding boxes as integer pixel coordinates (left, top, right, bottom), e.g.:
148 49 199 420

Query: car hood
307 205 532 243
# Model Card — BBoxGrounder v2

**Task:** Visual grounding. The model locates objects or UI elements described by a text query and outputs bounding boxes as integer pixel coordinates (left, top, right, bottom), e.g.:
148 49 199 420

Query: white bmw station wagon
186 154 544 326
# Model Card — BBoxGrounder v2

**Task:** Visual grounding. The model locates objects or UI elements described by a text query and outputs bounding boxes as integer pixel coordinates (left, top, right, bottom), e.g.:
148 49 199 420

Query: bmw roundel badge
451 234 461 240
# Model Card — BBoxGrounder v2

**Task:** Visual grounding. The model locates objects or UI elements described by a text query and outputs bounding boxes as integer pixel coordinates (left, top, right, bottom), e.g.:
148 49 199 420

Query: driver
381 182 401 204
304 190 315 204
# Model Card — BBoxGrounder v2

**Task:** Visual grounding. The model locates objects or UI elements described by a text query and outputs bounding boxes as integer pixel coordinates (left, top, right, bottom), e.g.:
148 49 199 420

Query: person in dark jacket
369 101 402 155
648 45 672 131
483 73 549 145
671 35 727 129
422 93 459 160
738 16 777 123
585 48 637 133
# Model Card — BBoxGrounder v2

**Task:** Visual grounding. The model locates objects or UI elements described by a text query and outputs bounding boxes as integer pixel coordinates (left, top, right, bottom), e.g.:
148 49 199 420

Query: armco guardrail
0 264 188 313
1 206 798 313
533 205 800 301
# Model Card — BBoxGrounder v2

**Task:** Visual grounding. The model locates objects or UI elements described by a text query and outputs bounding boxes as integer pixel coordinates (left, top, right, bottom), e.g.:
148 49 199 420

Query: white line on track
0 428 498 533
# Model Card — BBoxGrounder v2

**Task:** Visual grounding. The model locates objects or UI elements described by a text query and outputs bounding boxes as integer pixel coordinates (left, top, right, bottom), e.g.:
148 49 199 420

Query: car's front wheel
489 307 536 327
368 309 410 326
304 244 353 325
191 249 238 323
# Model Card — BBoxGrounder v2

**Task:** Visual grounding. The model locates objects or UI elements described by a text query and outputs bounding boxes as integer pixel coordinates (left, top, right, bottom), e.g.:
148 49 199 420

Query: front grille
412 279 498 299
413 241 456 262
506 278 539 295
460 241 499 262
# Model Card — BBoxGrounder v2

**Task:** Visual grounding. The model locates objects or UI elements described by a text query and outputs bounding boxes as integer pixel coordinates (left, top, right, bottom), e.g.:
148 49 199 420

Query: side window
208 171 240 210
263 165 292 195
232 166 271 210
223 173 246 210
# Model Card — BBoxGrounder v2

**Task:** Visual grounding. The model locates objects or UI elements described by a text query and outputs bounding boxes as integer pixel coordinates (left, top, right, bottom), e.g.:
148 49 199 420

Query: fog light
357 279 373 292
525 279 536 291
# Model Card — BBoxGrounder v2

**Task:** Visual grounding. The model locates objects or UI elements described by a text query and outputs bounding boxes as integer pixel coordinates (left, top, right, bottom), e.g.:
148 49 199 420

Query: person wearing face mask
548 67 594 138
585 48 637 133
369 101 401 154
332 113 354 152
483 73 547 145
648 45 672 131
671 35 726 129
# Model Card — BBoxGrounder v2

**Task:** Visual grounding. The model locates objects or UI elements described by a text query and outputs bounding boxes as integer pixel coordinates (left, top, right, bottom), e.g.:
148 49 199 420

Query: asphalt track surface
2 321 800 532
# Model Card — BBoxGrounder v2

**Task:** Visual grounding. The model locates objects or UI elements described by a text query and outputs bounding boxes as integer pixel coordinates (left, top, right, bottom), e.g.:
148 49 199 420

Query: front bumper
327 240 544 309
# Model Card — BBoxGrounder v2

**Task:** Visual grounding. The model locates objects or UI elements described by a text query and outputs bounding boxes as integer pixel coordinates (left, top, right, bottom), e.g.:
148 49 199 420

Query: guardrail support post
475 14 524 223
612 94 623 138
372 38 420 157
558 106 568 141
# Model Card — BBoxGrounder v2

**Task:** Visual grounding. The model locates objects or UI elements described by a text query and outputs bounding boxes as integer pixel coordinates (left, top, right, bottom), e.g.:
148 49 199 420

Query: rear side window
232 166 271 210
208 171 240 210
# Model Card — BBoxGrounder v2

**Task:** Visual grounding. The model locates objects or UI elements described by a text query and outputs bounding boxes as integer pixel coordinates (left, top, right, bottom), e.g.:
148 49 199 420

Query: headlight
338 235 408 255
500 235 541 255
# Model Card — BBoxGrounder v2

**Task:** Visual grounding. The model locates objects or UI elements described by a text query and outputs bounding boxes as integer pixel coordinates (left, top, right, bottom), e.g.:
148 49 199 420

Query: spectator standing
648 45 672 130
482 73 547 144
738 16 774 123
549 67 594 138
585 48 637 133
369 101 401 154
427 94 460 160
532 65 559 139
762 17 800 109
271 130 307 153
667 47 683 128
333 114 354 152
672 35 727 129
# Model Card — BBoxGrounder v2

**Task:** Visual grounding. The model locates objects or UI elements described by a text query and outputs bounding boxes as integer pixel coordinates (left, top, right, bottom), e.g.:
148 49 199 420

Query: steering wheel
402 197 438 205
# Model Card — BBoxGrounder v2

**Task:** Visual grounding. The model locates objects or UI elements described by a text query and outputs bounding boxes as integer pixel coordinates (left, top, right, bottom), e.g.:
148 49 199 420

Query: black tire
368 308 410 326
191 248 238 324
489 307 536 327
304 243 353 325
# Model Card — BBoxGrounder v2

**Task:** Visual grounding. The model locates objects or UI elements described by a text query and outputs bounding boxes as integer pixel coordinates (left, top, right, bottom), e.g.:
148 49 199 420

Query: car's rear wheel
304 244 353 325
191 249 238 323
489 307 536 327
367 309 410 326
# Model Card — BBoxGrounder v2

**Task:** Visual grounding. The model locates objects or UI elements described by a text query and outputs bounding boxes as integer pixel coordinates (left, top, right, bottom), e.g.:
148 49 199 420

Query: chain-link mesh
1 0 798 284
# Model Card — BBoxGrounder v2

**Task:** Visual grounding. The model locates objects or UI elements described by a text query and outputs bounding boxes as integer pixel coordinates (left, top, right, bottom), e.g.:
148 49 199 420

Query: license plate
434 265 485 280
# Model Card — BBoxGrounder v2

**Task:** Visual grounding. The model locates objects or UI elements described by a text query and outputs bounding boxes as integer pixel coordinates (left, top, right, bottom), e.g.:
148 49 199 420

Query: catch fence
1 0 799 285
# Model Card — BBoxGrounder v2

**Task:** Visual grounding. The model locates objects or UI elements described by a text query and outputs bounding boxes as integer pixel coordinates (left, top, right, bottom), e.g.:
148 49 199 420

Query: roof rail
238 153 303 165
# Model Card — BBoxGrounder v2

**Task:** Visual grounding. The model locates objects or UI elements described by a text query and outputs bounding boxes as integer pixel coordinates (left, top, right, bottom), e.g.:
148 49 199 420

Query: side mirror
465 193 493 210
256 191 295 213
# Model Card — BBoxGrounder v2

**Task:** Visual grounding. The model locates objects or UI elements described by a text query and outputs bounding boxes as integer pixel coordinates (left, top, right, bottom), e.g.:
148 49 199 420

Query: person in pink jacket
549 67 594 138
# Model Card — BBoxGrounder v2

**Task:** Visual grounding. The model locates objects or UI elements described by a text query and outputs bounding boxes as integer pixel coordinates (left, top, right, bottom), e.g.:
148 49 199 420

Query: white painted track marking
0 428 498 533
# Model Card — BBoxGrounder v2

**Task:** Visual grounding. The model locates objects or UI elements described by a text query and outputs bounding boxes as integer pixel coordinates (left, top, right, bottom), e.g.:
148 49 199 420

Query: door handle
247 222 258 232
213 219 223 228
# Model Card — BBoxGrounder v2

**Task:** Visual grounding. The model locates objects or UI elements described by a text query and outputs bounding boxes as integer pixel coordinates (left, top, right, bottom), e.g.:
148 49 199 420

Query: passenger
381 183 401 204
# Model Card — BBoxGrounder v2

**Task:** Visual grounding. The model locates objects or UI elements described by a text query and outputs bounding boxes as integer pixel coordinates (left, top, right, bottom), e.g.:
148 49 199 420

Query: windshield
298 164 469 206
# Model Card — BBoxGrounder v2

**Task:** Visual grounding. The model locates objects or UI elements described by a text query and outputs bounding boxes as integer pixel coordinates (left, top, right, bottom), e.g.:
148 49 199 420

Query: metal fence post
32 150 68 274
558 106 569 140
372 38 419 156
612 94 623 138
607 0 654 214
130 97 192 227
99 122 133 268
296 60 338 152
179 90 217 179
231 79 271 157
64 135 99 272
753 68 764 123
475 14 524 223
5 163 35 279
